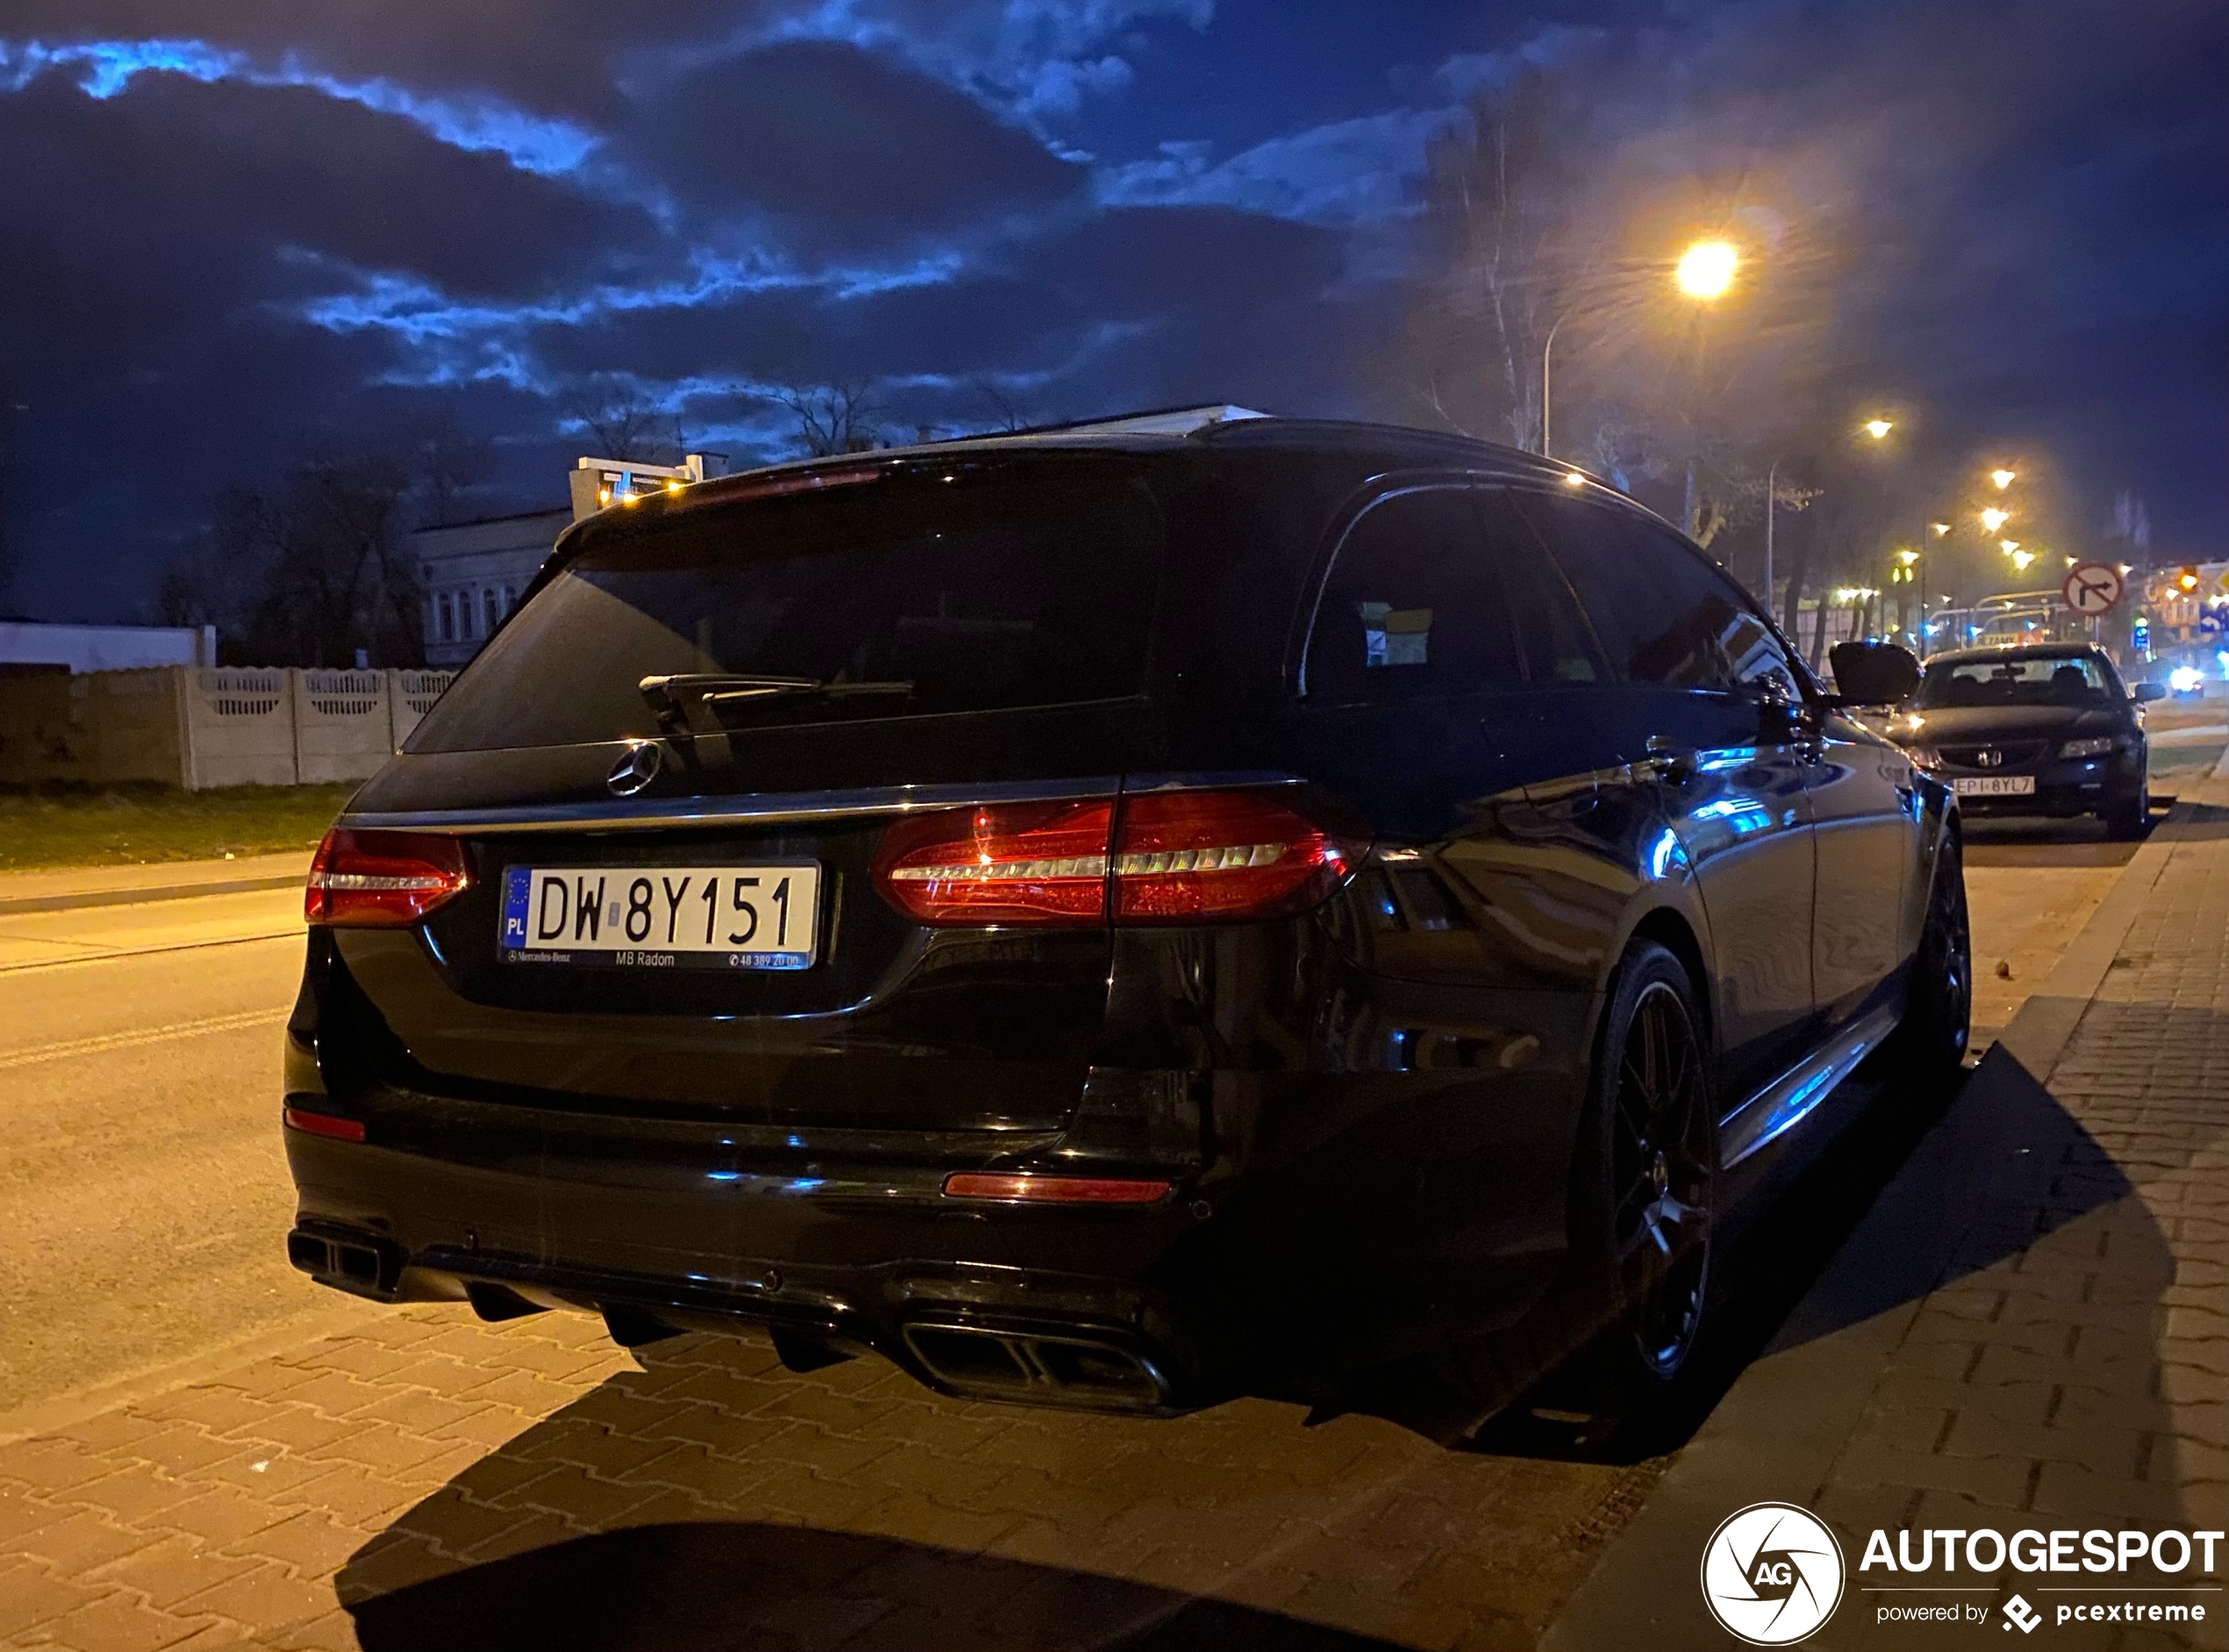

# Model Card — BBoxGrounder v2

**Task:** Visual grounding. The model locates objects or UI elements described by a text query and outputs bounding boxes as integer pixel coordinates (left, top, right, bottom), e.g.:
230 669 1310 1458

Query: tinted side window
1474 489 1606 685
1514 495 1757 690
1304 489 1523 702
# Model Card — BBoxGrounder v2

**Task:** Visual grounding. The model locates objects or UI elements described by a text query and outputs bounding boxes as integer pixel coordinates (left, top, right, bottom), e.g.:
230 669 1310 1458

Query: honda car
1889 643 2159 836
281 415 1967 1430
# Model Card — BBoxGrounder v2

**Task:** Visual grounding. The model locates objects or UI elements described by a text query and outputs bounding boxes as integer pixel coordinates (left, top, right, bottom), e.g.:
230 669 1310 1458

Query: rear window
408 460 1168 753
1914 654 2113 709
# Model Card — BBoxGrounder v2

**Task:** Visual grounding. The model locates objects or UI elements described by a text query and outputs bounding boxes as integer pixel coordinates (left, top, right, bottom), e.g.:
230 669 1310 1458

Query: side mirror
2132 681 2167 704
1828 640 1922 706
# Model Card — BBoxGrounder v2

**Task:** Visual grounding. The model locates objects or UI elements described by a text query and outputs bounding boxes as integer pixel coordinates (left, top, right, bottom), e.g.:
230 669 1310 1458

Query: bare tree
160 452 421 667
561 375 686 462
971 380 1031 433
770 380 885 457
404 404 496 526
1373 72 1586 450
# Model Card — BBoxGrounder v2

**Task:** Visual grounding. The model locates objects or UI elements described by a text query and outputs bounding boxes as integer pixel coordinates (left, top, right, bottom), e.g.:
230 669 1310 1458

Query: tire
2104 774 2148 840
1561 941 1717 1412
1879 832 1971 1080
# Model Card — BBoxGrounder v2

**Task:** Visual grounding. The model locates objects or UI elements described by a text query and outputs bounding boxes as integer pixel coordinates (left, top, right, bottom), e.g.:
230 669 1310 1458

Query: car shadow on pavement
341 1520 1408 1652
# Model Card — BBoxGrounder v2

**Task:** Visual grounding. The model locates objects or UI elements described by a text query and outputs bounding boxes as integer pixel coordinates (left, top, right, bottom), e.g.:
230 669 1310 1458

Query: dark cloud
1 0 2223 624
616 40 1088 251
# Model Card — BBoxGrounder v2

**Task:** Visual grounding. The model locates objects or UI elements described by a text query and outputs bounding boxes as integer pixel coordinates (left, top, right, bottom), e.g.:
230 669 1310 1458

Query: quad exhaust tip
902 1322 1172 1412
285 1228 400 1295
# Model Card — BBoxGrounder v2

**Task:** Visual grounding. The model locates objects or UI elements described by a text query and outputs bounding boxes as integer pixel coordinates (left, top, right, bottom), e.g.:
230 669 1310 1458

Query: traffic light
2180 566 2201 591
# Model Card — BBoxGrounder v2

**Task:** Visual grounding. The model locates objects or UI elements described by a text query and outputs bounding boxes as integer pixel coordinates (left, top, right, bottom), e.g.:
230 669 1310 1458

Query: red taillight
283 1106 366 1142
869 788 1365 927
942 1173 1172 1205
1112 789 1365 923
305 828 471 927
872 798 1116 925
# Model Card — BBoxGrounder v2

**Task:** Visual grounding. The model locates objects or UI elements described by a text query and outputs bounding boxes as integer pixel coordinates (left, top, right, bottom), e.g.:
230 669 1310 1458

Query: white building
408 507 570 669
0 619 217 673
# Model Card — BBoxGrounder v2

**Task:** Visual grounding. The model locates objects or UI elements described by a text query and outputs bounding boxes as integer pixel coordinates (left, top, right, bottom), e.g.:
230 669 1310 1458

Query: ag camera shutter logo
1701 1502 1846 1645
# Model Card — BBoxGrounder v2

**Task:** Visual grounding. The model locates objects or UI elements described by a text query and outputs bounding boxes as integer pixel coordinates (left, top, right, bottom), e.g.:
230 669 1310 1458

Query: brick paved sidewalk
1552 789 2229 1651
0 1281 1662 1650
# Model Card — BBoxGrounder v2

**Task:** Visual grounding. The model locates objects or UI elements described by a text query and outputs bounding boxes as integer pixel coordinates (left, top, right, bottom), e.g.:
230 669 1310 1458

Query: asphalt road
0 901 374 1421
0 807 2181 1421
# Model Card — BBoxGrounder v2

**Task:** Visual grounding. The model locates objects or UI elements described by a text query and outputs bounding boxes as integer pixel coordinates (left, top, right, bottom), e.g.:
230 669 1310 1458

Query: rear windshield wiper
639 674 914 735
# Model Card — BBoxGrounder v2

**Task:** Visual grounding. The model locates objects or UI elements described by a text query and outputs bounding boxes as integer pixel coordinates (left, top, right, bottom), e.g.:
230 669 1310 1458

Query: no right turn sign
2062 561 2124 616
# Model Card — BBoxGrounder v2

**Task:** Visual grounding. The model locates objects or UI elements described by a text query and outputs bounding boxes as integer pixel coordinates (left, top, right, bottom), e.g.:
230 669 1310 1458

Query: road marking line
0 930 302 976
0 1007 290 1069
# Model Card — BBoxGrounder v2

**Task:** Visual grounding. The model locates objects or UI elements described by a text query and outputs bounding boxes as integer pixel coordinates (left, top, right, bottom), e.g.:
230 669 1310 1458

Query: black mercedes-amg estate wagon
282 414 1967 1430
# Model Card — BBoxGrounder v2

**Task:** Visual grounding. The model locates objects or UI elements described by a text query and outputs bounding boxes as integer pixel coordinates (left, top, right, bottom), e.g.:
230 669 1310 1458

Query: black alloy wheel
1608 971 1716 1378
1882 834 1972 1080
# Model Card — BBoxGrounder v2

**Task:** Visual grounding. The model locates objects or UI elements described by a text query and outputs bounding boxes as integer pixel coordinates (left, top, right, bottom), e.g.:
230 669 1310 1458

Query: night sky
4 1 2224 624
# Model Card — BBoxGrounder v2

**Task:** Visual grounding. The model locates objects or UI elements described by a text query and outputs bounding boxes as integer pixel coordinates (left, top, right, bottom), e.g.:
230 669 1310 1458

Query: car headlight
2060 736 2118 759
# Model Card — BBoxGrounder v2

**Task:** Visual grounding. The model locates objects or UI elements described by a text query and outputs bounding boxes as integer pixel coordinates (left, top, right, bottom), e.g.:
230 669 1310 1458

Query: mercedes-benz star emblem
606 742 663 797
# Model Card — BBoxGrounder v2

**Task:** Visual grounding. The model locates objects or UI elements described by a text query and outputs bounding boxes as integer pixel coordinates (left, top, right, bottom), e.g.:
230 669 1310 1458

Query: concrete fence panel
3 663 458 789
389 669 455 750
183 669 298 788
79 668 187 783
294 669 391 783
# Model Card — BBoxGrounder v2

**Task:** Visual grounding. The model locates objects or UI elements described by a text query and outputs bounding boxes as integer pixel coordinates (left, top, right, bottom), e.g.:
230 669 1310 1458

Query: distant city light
1675 240 1739 299
1981 507 2010 532
1990 468 2017 490
1862 418 1894 440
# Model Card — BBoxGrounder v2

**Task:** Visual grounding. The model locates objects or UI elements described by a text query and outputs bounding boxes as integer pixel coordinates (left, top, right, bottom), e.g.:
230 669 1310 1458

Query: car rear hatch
321 452 1179 1139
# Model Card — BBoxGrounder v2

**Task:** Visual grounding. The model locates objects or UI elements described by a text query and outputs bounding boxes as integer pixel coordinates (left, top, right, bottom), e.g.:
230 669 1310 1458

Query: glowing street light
1930 522 1951 536
1981 506 2010 532
2010 549 2035 573
1545 233 1745 461
1990 468 2017 490
2000 540 2020 554
1863 418 1895 440
1674 240 1739 300
1563 471 1587 487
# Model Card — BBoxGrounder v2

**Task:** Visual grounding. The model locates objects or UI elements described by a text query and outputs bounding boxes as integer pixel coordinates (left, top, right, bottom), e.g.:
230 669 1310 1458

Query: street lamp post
1764 455 1781 620
1541 311 1566 461
1545 238 1739 466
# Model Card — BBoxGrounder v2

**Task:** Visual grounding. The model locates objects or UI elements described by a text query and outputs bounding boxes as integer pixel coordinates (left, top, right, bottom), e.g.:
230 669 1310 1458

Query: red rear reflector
284 1107 367 1142
306 828 471 927
1112 789 1365 923
870 789 1366 927
942 1173 1172 1205
872 799 1115 925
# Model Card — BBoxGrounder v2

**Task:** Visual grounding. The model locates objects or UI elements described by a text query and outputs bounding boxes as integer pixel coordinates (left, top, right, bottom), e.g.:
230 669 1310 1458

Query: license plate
1952 775 2036 797
498 864 821 969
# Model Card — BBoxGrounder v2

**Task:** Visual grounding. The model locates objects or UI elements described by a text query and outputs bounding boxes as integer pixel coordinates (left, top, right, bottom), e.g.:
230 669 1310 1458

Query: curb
0 871 305 916
1539 803 2195 1652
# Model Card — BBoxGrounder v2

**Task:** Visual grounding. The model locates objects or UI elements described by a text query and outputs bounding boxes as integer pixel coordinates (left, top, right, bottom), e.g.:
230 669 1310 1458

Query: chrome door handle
1642 735 1697 783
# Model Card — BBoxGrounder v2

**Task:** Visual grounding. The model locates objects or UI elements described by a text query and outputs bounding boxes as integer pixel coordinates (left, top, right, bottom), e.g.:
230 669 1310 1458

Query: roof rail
992 404 1272 440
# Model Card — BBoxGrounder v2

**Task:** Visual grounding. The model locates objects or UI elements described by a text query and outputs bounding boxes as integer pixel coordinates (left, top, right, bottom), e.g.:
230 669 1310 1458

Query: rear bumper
284 1126 1216 1412
282 1064 1575 1413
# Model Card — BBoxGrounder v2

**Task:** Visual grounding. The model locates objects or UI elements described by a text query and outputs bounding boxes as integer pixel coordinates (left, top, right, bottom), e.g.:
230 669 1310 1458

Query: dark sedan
1888 644 2161 836
280 415 1967 1436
